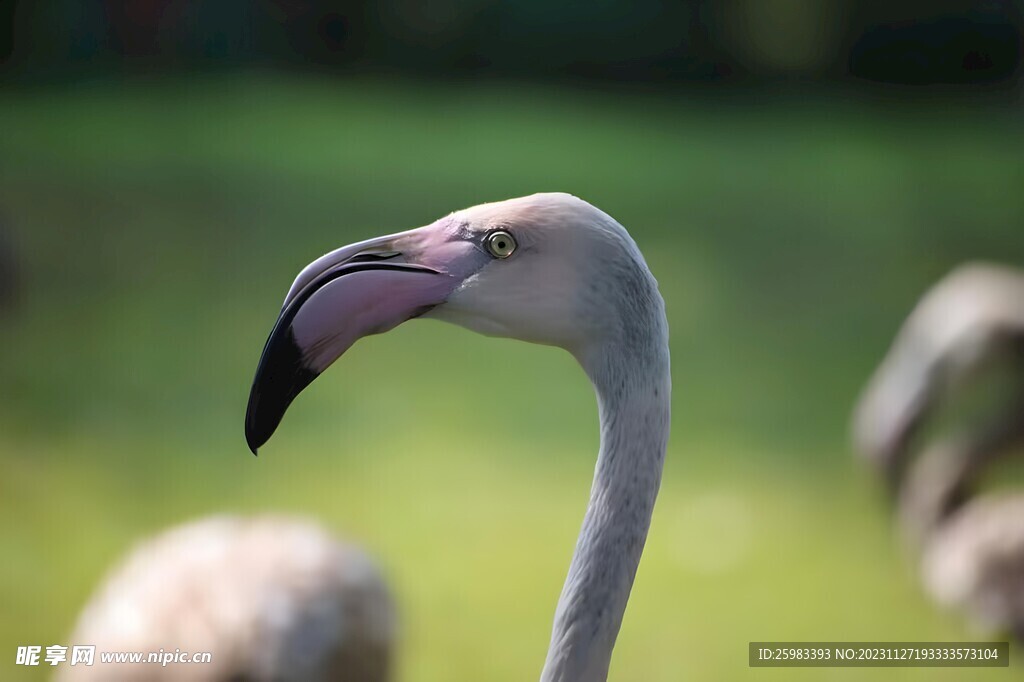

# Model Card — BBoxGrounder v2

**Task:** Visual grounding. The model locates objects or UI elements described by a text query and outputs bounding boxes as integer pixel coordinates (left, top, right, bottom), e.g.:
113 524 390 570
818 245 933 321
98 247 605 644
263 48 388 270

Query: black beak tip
244 326 321 458
246 432 259 457
244 411 266 456
244 389 282 457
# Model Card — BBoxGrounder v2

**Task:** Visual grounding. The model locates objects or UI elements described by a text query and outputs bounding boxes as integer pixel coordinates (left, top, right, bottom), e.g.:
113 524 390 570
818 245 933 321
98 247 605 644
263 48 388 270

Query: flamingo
245 193 671 681
59 515 395 681
853 263 1024 481
853 263 1024 638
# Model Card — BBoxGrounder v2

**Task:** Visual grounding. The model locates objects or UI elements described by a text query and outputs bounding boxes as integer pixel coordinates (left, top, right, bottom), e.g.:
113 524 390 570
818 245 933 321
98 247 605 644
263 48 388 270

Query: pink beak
244 219 486 454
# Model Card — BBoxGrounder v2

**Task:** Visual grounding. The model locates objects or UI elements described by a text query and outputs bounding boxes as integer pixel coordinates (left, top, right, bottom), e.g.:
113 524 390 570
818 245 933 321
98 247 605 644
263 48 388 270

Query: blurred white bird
853 262 1024 637
58 515 395 681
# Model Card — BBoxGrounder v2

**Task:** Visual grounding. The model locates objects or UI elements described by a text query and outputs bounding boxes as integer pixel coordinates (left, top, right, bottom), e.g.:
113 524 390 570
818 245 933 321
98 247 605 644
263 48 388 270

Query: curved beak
244 221 484 454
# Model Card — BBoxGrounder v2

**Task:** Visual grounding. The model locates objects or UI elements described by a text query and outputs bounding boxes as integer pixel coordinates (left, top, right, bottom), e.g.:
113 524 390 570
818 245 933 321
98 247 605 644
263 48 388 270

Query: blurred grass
0 73 1022 680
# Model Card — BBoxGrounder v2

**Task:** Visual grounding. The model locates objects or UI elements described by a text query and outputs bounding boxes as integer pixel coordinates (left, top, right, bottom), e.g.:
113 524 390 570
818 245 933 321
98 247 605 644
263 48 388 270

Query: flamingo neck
540 336 671 682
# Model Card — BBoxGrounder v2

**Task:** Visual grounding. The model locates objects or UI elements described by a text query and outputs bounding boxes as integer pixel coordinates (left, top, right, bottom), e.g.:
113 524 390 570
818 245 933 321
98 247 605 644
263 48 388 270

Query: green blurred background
1 2 1023 680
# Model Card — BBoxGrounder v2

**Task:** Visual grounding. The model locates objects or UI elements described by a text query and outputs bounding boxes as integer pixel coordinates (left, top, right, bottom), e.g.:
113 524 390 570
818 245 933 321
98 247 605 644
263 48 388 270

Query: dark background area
1 0 1021 92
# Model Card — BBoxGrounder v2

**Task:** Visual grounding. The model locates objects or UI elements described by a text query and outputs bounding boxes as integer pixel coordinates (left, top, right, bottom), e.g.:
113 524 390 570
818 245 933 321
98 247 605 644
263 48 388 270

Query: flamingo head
244 192 661 453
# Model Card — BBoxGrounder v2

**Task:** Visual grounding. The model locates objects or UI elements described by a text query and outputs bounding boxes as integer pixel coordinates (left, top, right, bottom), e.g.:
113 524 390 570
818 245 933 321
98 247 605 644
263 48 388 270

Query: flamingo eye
485 230 516 259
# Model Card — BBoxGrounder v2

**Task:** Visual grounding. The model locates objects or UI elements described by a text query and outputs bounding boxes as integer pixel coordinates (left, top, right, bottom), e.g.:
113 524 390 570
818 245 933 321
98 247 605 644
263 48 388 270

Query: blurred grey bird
57 515 395 682
853 262 1024 637
853 263 1024 479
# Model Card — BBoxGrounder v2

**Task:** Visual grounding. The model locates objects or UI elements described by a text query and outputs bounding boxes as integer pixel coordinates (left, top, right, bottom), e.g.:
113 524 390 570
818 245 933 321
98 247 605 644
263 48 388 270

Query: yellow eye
485 230 516 259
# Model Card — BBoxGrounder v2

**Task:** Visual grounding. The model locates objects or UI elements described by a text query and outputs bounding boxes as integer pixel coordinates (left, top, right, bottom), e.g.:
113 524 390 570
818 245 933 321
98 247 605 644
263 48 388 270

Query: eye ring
485 230 517 259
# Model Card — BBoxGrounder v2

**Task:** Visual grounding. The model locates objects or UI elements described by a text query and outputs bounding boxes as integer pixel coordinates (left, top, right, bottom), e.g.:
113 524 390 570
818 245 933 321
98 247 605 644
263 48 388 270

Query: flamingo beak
244 221 486 454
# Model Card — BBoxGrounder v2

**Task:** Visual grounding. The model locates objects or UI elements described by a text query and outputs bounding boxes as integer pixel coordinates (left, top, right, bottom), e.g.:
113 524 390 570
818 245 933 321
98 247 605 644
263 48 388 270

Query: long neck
540 334 671 682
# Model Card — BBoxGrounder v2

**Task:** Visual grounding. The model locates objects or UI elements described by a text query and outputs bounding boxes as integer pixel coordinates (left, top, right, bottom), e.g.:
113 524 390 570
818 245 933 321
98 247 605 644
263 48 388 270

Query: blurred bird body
59 516 394 682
